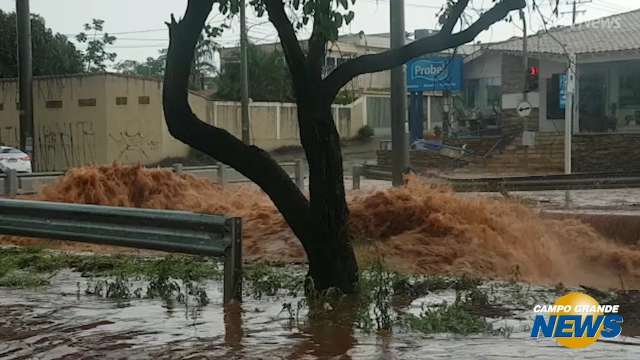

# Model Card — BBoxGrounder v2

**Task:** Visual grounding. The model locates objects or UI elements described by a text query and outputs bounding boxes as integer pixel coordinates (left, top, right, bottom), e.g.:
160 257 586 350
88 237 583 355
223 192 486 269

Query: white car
0 146 32 173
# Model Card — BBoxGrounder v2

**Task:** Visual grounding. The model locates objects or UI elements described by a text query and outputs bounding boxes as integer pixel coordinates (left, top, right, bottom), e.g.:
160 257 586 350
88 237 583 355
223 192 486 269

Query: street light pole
240 0 251 144
16 0 34 168
390 0 408 186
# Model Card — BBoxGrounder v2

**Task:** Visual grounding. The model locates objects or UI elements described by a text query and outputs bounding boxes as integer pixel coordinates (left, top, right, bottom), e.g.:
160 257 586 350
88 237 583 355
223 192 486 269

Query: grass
0 246 521 337
0 247 223 282
406 301 489 335
243 262 305 299
0 270 50 288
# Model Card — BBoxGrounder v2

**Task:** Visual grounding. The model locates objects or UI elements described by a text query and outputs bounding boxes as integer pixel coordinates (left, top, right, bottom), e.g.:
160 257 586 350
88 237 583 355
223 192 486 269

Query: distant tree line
214 43 294 102
0 11 293 100
0 10 83 78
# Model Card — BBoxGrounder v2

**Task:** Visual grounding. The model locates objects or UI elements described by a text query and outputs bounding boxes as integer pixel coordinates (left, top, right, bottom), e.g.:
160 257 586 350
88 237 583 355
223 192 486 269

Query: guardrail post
294 159 304 190
352 165 362 190
4 169 18 197
217 165 226 186
223 217 242 304
564 190 573 209
172 163 183 175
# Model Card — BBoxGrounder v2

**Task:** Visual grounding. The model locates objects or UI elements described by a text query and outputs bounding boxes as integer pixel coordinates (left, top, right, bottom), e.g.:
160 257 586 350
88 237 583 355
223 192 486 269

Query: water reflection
1 272 639 359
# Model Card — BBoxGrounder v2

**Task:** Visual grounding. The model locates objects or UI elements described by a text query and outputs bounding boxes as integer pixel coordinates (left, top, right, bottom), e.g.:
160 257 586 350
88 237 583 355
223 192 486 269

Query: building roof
221 30 480 60
481 8 640 57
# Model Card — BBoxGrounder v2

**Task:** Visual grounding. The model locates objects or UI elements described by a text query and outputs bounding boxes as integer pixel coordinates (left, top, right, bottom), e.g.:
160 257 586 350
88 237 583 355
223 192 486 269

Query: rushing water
6 164 640 290
1 271 639 359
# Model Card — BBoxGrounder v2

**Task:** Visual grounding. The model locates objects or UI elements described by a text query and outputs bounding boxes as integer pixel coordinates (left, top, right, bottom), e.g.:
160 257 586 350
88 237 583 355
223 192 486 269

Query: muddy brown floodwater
5 164 640 289
1 271 640 359
2 165 640 358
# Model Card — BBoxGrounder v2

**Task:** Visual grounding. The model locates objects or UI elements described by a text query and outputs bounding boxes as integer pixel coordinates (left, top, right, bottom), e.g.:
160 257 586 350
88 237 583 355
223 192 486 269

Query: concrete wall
105 75 169 165
572 133 640 172
465 52 502 80
1 75 109 171
203 101 356 149
0 73 362 171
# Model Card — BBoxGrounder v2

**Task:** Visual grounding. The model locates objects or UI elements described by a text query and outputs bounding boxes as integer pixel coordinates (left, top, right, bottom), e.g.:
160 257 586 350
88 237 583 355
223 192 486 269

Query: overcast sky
0 0 635 63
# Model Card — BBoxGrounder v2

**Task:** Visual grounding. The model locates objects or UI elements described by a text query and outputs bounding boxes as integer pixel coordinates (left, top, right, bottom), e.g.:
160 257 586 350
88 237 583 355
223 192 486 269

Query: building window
46 100 63 109
487 85 501 107
138 96 150 105
619 70 640 109
464 79 479 108
15 102 20 110
78 98 97 107
464 77 500 111
547 73 565 120
115 97 128 105
0 103 3 111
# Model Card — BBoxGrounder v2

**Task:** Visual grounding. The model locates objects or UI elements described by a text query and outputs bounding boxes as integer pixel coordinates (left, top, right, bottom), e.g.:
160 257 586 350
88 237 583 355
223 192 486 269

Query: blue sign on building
559 73 567 110
406 56 464 92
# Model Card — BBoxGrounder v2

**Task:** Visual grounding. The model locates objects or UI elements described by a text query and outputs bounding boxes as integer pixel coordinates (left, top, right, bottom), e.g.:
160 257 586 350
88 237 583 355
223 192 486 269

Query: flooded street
1 270 639 359
3 167 640 358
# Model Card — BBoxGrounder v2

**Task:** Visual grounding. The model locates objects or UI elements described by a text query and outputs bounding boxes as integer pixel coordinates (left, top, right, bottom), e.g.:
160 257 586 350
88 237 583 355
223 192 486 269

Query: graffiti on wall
0 126 19 147
36 121 96 171
109 130 159 163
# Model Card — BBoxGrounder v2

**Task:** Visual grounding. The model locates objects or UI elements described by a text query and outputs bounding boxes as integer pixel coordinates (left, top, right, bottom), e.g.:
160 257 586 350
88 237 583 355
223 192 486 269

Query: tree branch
264 0 308 94
441 0 470 34
308 0 330 77
163 0 312 250
323 0 525 99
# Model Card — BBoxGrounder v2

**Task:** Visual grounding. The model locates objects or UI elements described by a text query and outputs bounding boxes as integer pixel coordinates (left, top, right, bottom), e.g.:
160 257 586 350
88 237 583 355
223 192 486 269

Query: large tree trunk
164 0 524 295
298 101 358 293
163 1 358 294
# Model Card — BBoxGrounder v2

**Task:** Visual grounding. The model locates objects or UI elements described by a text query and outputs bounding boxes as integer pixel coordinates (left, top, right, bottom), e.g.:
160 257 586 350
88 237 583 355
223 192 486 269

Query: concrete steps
471 132 565 173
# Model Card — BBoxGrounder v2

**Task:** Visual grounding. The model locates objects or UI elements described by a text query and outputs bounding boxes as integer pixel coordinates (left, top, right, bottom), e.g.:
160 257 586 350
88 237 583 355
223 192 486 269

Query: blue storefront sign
406 56 464 92
559 73 567 110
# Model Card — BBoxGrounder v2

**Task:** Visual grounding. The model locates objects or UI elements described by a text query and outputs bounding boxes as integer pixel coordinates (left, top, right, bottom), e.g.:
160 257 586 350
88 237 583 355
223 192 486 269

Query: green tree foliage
115 50 167 78
0 10 83 78
215 43 294 102
76 19 117 72
115 29 217 89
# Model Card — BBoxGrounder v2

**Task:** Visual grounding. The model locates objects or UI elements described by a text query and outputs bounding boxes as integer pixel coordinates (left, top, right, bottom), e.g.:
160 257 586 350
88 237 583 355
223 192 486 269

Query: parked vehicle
0 146 32 173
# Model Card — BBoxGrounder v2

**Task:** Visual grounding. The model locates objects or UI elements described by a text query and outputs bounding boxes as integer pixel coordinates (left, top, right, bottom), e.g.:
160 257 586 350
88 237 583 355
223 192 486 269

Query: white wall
464 53 503 80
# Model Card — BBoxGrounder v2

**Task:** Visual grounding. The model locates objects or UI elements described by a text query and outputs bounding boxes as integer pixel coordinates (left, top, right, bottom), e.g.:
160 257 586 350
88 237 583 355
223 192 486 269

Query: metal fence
0 160 306 197
0 198 242 304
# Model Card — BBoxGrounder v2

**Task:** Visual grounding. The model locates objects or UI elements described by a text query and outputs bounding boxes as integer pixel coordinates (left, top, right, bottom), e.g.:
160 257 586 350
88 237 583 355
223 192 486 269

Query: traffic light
526 65 540 92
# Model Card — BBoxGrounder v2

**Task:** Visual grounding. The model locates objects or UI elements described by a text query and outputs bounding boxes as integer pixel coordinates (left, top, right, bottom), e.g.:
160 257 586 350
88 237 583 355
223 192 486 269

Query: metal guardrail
446 172 640 192
0 198 242 304
351 165 640 192
0 159 306 196
352 164 392 189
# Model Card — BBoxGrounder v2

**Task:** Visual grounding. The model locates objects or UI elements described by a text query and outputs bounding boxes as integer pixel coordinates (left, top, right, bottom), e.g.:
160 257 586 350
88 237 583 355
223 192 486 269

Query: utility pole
390 0 408 187
520 9 529 133
564 53 577 175
562 0 591 25
16 0 34 168
240 0 251 144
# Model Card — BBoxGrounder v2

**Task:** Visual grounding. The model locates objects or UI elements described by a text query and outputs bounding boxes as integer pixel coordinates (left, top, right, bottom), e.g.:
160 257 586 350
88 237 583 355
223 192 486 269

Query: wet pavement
1 271 639 359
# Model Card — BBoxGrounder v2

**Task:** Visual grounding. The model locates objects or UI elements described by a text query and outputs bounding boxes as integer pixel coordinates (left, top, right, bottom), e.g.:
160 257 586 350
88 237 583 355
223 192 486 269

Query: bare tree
163 0 526 293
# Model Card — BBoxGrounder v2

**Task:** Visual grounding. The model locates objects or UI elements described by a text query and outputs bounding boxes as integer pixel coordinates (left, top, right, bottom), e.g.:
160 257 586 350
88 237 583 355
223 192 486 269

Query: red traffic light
529 66 539 77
